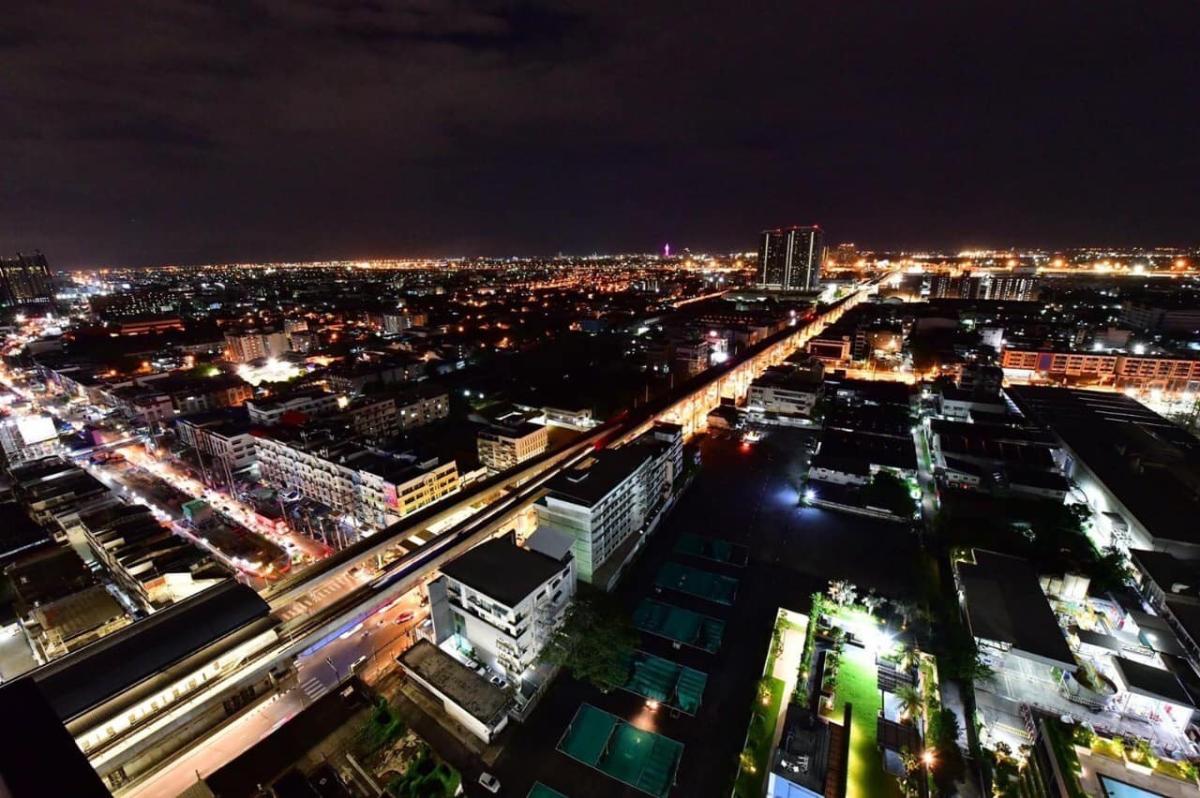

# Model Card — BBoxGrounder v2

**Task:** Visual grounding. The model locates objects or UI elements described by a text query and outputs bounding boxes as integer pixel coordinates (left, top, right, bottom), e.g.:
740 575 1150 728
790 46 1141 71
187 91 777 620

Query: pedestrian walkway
299 676 327 702
633 599 725 652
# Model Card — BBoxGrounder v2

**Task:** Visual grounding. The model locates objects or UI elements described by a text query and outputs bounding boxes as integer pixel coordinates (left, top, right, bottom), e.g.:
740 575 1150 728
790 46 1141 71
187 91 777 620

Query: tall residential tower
757 226 824 291
0 251 54 308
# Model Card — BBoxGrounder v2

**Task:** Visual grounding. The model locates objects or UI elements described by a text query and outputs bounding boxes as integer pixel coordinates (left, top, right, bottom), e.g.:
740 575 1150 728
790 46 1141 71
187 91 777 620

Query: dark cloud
2 0 1199 266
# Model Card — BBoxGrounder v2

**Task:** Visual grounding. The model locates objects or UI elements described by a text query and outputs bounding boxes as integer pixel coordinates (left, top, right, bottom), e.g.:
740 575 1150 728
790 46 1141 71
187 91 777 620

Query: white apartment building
747 367 822 417
246 389 341 426
477 414 549 473
176 414 258 489
254 428 460 531
430 530 575 679
535 423 682 588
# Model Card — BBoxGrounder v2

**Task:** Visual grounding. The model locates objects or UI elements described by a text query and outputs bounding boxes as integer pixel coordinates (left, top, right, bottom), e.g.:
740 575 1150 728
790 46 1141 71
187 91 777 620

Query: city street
118 588 428 798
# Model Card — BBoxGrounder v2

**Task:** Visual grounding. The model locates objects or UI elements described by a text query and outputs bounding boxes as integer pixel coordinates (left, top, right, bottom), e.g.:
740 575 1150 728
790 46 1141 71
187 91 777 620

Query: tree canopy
539 592 637 692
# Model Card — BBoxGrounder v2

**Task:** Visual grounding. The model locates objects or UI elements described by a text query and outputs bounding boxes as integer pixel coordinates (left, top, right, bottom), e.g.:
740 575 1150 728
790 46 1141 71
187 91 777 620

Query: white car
477 772 501 794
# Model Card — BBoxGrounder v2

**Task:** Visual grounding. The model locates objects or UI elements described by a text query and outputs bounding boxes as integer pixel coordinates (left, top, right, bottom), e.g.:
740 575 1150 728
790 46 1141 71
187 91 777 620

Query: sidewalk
939 677 983 798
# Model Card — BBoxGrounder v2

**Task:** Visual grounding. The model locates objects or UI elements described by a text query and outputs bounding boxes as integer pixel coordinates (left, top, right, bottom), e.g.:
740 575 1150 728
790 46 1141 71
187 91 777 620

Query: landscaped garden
733 675 787 798
831 645 902 798
733 607 807 798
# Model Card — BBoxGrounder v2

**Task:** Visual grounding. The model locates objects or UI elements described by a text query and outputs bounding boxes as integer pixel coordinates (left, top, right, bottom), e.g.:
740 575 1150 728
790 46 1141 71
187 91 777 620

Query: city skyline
5 2 1200 267
5 4 1200 796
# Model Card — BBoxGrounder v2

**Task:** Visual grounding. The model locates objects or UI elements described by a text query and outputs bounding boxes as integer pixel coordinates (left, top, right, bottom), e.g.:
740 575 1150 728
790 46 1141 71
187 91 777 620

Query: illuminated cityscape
6 3 1200 798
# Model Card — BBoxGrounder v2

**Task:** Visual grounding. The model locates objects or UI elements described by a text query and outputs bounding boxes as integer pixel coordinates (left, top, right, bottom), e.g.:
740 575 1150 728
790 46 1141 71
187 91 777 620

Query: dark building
0 251 55 308
927 270 1039 302
758 225 824 292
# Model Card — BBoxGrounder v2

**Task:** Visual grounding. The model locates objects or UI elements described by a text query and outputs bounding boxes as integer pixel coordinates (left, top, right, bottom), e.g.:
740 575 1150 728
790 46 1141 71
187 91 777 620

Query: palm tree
895 684 923 724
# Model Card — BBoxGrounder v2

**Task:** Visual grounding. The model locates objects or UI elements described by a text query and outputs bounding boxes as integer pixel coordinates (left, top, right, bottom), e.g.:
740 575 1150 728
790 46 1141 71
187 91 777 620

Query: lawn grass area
734 676 786 798
833 647 901 798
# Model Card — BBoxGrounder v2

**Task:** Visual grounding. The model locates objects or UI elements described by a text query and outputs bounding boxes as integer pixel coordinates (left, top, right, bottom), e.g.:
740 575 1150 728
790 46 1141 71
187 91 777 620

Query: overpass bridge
83 277 881 789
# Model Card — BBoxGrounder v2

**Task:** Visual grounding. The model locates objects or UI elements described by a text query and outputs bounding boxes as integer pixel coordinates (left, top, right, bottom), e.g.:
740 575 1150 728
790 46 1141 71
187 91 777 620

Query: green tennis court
674 533 749 566
655 561 739 605
623 650 708 714
633 599 725 652
528 784 569 798
557 704 684 798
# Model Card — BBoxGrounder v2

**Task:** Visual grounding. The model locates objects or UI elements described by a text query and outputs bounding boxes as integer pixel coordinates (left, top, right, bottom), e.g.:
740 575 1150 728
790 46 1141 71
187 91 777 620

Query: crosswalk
299 676 328 702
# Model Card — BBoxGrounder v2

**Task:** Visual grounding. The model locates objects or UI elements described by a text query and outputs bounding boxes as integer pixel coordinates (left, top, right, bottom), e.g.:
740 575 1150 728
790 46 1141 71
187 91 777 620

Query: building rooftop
31 580 269 721
751 366 822 392
1111 656 1195 707
34 584 127 643
825 376 913 407
1008 386 1200 549
812 429 917 473
246 387 336 413
543 447 651 507
0 502 50 563
958 549 1075 667
6 546 95 607
398 640 508 727
440 536 566 608
526 526 574 562
1129 549 1200 602
824 405 913 439
0 679 110 798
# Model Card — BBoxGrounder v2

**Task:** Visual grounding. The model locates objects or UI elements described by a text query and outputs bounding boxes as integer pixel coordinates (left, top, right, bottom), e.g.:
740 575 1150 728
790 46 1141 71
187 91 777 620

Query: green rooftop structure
557 704 684 798
674 533 749 566
528 784 569 798
633 599 725 652
622 650 708 714
654 561 738 605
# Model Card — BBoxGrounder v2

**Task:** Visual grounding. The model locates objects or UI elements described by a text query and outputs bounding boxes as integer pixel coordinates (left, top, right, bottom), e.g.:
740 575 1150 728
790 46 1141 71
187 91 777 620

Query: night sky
4 1 1199 267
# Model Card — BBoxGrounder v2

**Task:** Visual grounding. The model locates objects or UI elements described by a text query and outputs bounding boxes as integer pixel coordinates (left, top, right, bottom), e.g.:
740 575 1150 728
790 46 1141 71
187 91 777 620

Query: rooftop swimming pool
1099 775 1166 798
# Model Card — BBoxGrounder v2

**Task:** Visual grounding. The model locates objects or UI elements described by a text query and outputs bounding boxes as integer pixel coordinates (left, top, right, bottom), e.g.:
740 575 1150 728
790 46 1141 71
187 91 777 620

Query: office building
0 252 55 308
758 226 824 292
477 413 549 473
